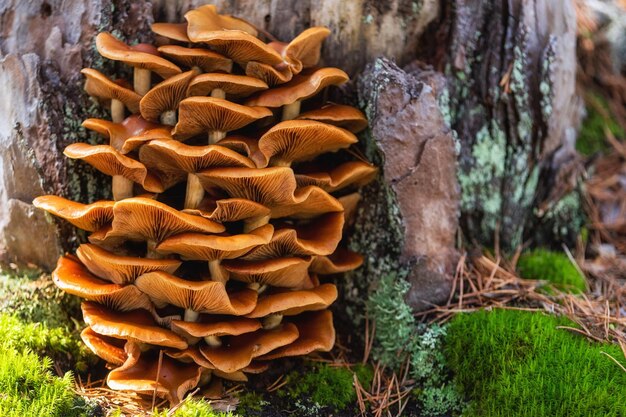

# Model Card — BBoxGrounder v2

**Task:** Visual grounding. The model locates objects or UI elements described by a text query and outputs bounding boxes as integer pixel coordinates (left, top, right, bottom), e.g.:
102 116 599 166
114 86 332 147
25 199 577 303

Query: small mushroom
64 143 163 200
158 45 233 73
184 5 258 38
134 271 258 319
310 248 364 274
82 114 163 152
245 61 293 86
181 198 270 231
156 224 273 283
297 104 368 133
81 327 127 366
96 32 182 95
81 68 141 122
76 243 181 285
294 161 378 192
151 22 191 43
246 67 349 120
173 96 272 144
120 126 174 154
171 316 261 347
187 73 268 100
221 256 314 289
32 196 113 231
139 69 199 125
267 27 330 74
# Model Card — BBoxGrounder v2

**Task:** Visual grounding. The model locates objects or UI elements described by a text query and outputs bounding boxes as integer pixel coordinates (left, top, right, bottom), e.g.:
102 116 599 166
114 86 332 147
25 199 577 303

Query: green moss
577 93 624 156
237 391 266 413
517 249 586 294
150 400 238 417
445 309 626 417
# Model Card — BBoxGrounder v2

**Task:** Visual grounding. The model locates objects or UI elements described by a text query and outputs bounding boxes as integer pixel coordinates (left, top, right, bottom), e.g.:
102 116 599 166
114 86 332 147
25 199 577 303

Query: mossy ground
577 93 624 156
516 249 587 293
445 309 626 417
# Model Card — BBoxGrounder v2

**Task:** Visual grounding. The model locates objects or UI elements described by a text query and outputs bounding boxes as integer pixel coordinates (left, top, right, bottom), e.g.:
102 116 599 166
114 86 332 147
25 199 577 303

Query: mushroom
76 243 181 285
32 196 113 231
139 69 199 125
64 143 163 200
246 284 337 329
187 73 268 100
156 224 274 283
134 271 258 320
82 301 188 349
158 45 233 73
81 327 127 366
338 192 362 229
310 248 364 274
181 198 270 232
107 197 224 257
294 161 378 192
120 126 174 154
184 5 258 38
252 120 358 168
173 96 272 144
107 343 202 405
137 138 255 209
259 310 335 360
246 67 349 120
297 104 368 133
199 323 299 373
245 61 293 86
221 256 314 289
96 32 182 95
151 22 191 43
268 27 330 74
82 114 163 152
170 316 261 347
81 68 141 123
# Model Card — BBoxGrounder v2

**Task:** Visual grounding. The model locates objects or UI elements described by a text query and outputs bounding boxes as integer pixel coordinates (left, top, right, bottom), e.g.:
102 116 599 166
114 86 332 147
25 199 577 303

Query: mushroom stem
247 282 268 293
243 214 270 233
184 173 204 209
207 88 227 144
110 99 125 123
263 313 283 329
208 260 229 283
184 308 200 322
199 370 212 387
112 175 134 200
210 88 226 99
134 67 151 95
282 100 301 121
160 110 177 126
146 240 163 259
204 335 222 347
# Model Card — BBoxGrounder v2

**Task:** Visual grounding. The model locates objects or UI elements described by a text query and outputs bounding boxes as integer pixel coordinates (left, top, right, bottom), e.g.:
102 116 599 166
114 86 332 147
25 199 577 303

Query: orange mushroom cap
245 67 349 108
245 61 293 86
181 198 270 223
281 27 330 71
187 73 268 98
151 22 191 43
108 343 201 405
173 97 271 141
108 197 224 243
82 114 163 152
171 316 261 340
63 143 164 193
81 327 127 366
81 68 141 113
120 127 174 154
252 120 358 167
311 247 364 274
215 135 260 158
297 104 368 133
185 5 258 37
76 243 181 285
139 69 198 122
259 310 335 360
32 196 113 232
246 284 337 318
222 256 314 289
134 271 258 315
82 301 188 349
165 346 214 369
199 323 299 373
187 30 282 66
96 32 181 79
158 45 233 73
295 161 378 192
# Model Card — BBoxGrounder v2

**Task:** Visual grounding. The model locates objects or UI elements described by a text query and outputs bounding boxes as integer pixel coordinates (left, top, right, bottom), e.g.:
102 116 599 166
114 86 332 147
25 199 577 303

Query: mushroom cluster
33 5 376 405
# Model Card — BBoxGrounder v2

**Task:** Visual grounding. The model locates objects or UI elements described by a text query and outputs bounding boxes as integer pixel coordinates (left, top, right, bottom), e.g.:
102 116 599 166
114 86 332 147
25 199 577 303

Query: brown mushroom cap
182 198 270 223
297 104 368 133
82 115 163 152
139 69 198 122
185 5 258 37
96 32 182 79
151 22 191 43
165 346 214 369
245 61 293 86
245 68 349 108
135 271 258 315
171 316 261 339
63 143 164 193
108 343 201 405
216 135 260 158
222 256 314 289
156 223 273 261
81 327 127 366
187 73 268 98
270 185 344 219
281 27 331 72
108 197 224 243
338 192 361 228
82 301 188 349
295 161 378 192
158 45 233 73
120 127 173 154
173 97 272 141
199 323 299 373
81 68 141 113
187 30 283 66
53 255 154 312
243 212 343 259
138 139 255 186
253 120 358 167
259 310 335 360
32 196 113 232
76 243 181 285
311 248 364 274
246 284 337 318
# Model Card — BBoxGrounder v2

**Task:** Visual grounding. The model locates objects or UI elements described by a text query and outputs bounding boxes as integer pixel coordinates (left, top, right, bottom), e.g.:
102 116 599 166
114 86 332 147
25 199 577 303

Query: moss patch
517 249 586 293
149 401 239 417
445 309 626 417
577 93 624 156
